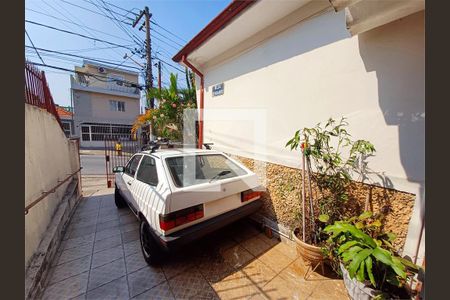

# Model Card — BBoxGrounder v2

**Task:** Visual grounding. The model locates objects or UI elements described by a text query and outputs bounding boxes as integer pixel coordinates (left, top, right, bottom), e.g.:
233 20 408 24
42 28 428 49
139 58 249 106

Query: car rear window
165 154 247 188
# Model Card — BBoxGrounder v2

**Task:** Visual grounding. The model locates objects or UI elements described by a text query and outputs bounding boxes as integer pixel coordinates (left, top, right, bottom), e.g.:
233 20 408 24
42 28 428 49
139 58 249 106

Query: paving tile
278 258 308 283
127 266 166 298
86 276 129 300
196 253 235 284
125 252 148 274
124 240 141 257
91 245 124 269
225 220 261 243
307 279 349 300
221 244 255 270
97 213 120 223
70 220 97 232
41 271 89 300
122 229 140 243
59 234 95 252
66 225 97 240
87 258 126 291
70 293 87 300
48 255 92 285
120 214 138 225
93 234 122 253
211 270 261 300
99 208 120 219
257 247 295 274
271 238 298 260
240 234 275 257
131 281 175 300
167 268 214 299
240 258 277 289
161 255 196 280
95 227 121 241
260 273 319 300
57 243 93 266
96 219 120 232
120 222 139 233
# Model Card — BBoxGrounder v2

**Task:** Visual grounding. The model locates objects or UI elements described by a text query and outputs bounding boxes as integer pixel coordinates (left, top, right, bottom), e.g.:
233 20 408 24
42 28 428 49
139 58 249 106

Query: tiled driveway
41 180 348 300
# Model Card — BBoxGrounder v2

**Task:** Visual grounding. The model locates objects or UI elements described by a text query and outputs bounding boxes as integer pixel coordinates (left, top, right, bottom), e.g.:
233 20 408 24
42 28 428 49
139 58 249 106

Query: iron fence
25 61 63 130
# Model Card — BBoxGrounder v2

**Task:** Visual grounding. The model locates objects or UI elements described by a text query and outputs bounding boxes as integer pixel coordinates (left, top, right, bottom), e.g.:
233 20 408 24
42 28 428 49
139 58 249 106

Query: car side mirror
113 166 124 173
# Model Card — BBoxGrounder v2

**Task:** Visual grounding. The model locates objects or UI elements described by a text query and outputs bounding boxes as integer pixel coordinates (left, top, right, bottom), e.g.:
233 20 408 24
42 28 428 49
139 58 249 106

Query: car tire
114 185 126 208
139 218 163 266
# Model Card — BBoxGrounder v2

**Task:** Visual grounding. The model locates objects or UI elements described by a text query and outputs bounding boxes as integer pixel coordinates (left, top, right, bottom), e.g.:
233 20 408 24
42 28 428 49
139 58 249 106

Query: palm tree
132 73 197 141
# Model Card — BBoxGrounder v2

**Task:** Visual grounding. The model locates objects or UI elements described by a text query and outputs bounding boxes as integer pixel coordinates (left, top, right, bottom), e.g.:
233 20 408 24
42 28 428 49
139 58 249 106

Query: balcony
70 75 141 99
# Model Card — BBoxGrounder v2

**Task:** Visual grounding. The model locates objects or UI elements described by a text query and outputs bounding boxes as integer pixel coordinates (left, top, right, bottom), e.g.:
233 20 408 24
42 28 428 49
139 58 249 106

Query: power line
25 46 143 71
59 44 136 53
151 19 187 43
151 28 184 48
25 8 135 44
25 30 45 64
26 20 137 51
80 0 135 21
93 0 145 45
59 0 133 25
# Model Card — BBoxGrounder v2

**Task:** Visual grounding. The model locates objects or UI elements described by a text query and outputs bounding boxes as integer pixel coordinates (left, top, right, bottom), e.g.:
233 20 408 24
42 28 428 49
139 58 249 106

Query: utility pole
185 67 191 91
132 6 153 109
157 61 161 92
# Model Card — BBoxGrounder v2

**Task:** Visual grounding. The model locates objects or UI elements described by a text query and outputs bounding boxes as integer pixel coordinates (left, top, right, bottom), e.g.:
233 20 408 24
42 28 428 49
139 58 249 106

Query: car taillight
241 189 262 202
159 204 204 231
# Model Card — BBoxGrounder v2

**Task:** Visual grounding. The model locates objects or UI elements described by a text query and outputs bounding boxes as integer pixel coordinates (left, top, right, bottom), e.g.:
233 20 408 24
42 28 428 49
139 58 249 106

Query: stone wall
231 154 415 250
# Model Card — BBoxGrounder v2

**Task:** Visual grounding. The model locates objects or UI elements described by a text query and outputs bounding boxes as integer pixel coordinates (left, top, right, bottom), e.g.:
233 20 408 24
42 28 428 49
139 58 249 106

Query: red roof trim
172 0 257 63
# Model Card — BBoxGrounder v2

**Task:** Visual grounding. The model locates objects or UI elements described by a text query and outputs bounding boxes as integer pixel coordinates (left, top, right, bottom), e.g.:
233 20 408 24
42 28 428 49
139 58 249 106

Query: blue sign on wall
212 83 224 97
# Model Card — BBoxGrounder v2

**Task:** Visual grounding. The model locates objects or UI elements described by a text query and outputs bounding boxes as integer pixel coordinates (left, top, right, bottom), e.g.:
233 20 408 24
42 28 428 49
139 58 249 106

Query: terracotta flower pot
292 228 325 266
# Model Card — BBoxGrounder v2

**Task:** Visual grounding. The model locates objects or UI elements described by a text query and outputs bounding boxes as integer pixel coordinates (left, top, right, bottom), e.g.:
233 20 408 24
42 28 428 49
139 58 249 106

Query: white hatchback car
113 147 262 265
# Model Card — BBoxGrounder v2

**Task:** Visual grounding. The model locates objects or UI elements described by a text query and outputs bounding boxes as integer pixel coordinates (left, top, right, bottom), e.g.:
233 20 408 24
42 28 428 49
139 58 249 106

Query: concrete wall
25 104 81 267
73 90 140 126
200 10 424 262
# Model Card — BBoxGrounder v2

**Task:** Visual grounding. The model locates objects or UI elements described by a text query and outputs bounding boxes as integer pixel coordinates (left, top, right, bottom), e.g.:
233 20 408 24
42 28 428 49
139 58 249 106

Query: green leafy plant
132 73 197 141
323 212 419 296
286 117 376 244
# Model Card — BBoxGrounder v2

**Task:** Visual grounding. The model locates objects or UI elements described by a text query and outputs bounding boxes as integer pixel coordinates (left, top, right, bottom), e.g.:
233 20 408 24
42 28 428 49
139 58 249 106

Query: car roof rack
141 138 198 152
203 143 214 150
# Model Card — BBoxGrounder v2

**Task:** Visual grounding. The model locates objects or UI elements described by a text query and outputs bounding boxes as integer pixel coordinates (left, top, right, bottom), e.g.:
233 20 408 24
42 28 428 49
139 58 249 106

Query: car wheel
139 218 163 266
114 185 126 208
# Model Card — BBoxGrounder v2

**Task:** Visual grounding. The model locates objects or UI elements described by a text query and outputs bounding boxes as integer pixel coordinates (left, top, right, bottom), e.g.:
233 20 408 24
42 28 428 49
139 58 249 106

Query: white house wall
198 10 424 261
202 9 424 193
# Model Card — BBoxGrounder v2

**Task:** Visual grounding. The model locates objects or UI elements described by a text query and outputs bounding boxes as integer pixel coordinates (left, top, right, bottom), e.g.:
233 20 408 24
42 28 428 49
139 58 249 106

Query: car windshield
165 154 247 188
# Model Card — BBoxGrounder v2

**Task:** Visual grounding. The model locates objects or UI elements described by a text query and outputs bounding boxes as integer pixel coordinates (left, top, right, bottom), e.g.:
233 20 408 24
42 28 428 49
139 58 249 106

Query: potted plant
323 211 419 299
286 117 375 273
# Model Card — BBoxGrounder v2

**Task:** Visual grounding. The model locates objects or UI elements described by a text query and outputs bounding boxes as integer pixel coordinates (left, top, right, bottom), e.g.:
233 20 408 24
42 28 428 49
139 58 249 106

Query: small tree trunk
301 150 306 242
307 157 316 244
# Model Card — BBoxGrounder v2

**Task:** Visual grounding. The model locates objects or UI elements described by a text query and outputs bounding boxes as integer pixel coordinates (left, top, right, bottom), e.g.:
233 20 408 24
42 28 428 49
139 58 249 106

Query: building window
81 125 90 141
110 100 125 112
61 121 71 137
80 123 132 142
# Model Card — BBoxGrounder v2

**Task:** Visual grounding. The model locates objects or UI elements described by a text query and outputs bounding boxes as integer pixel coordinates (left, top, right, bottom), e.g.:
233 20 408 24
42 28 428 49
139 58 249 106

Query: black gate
104 135 143 188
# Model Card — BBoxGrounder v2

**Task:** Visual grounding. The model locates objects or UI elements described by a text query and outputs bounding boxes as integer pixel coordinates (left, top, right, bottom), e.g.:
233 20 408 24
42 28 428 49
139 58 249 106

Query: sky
25 0 230 108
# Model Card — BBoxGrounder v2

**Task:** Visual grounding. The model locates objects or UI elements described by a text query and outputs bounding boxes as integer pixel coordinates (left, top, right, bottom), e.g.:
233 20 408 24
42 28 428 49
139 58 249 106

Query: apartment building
71 60 141 148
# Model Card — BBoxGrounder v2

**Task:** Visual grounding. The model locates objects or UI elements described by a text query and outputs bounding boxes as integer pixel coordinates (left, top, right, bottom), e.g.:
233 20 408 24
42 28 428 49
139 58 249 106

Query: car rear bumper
150 200 262 252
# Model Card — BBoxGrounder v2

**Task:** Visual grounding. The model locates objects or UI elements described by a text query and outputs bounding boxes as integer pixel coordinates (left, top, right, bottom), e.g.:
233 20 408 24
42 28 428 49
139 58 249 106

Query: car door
122 154 142 211
134 155 162 229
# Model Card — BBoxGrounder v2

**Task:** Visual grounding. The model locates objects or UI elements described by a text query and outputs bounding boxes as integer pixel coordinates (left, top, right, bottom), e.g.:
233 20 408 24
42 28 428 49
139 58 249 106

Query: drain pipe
181 55 204 149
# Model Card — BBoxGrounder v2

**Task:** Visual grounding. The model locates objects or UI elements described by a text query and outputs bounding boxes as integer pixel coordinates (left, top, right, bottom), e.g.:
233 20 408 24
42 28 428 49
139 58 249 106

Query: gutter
173 0 257 63
181 55 204 149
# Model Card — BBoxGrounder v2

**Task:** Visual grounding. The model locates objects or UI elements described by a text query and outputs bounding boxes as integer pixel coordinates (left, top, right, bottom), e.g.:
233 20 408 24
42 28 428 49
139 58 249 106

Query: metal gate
104 135 143 188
